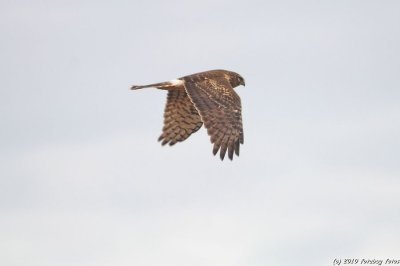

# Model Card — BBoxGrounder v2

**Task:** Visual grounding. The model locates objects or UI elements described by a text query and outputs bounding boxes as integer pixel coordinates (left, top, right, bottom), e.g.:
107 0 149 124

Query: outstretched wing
183 77 244 160
158 89 203 146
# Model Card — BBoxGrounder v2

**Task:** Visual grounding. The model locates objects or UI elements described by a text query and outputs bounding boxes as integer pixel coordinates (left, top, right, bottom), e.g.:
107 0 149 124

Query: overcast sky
1 1 399 265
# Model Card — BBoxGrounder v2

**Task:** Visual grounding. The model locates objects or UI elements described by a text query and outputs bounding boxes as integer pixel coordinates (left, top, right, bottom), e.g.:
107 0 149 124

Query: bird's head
229 72 246 88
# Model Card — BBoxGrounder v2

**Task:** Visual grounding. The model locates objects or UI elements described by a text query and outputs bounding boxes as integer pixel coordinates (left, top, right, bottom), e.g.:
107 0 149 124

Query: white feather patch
169 79 184 86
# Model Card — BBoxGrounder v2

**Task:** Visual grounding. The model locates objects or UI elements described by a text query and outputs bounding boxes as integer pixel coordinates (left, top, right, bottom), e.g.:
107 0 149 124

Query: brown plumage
130 69 245 160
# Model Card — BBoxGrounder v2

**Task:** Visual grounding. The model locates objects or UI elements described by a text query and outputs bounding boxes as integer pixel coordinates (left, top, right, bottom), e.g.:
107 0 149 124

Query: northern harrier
130 69 245 160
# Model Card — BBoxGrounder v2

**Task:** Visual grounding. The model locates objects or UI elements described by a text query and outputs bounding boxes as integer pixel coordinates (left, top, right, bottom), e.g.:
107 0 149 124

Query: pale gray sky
1 1 399 265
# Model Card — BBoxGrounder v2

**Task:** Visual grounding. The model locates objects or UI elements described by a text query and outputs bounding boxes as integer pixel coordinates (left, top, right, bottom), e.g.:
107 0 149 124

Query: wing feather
183 77 244 160
158 90 203 146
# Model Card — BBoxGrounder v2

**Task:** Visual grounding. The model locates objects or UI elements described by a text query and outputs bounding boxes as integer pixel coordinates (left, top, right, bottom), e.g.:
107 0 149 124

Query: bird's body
131 69 245 160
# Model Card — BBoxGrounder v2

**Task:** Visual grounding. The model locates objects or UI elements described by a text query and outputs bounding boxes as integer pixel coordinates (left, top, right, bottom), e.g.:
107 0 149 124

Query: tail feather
130 79 184 90
130 85 147 90
130 81 177 90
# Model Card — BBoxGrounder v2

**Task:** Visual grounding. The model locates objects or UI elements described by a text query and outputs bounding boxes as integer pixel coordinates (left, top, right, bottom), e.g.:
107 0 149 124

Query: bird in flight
130 69 245 160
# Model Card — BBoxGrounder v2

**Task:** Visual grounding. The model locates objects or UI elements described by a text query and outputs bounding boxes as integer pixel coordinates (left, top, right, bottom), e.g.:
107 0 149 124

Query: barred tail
130 79 184 90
